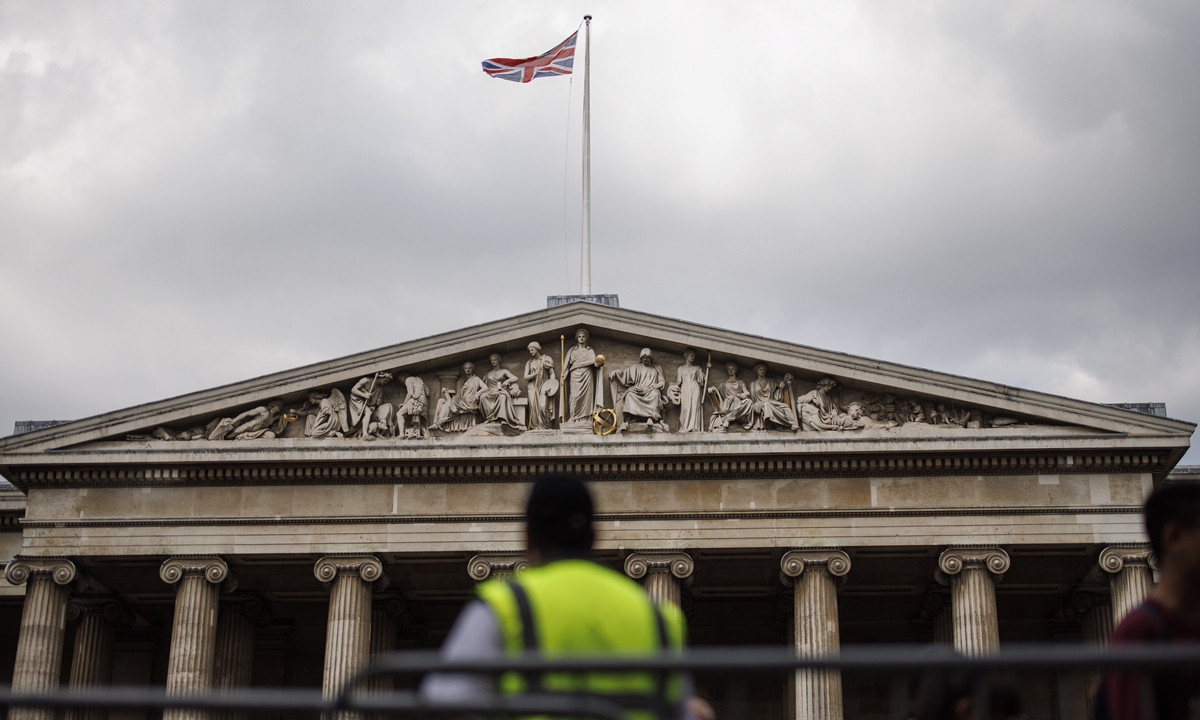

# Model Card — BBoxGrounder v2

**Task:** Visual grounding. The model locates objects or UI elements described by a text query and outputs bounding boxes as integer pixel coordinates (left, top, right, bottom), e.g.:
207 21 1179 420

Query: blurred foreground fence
1 644 1198 720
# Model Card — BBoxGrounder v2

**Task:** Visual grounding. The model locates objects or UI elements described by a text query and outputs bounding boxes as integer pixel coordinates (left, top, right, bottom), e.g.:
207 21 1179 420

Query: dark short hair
1144 481 1200 560
526 474 594 554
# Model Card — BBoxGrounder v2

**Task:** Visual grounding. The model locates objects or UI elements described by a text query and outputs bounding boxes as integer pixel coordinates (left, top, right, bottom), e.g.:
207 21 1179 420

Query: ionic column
624 553 694 606
367 597 409 694
1098 545 1157 626
467 555 529 583
5 557 78 720
160 556 234 720
937 547 1010 655
916 591 953 644
213 596 269 720
315 555 388 715
1071 589 1114 720
781 549 850 720
65 598 127 720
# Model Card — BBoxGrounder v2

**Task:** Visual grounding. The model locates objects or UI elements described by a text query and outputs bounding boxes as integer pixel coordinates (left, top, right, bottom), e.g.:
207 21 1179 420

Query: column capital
66 596 131 625
467 554 529 582
160 556 235 590
780 549 851 581
624 552 694 581
938 546 1010 578
1098 544 1158 575
314 555 388 591
1069 587 1112 616
5 556 77 587
222 594 273 627
373 595 410 622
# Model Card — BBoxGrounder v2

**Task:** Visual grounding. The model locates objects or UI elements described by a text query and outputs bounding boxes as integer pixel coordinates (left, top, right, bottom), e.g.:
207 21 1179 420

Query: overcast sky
2 1 1197 460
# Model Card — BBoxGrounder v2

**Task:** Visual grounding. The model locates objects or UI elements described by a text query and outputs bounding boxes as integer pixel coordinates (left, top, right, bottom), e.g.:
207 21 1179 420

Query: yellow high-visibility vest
476 558 686 717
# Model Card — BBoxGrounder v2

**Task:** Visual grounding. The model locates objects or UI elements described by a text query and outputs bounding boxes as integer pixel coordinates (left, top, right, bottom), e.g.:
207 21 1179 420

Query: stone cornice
624 552 694 580
2 446 1172 491
16 503 1142 530
1098 544 1159 574
467 555 529 582
938 546 1011 577
4 556 77 586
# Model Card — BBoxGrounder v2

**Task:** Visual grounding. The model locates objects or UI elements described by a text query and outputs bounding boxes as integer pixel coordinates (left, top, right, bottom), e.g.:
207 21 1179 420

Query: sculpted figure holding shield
523 342 558 430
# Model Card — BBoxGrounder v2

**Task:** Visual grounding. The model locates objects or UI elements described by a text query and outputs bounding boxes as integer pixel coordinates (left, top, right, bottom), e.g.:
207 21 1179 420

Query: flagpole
580 14 592 296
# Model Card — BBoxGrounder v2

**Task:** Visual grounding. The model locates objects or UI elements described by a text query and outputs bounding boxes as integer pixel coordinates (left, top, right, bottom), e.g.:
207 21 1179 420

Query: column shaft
793 568 842 720
213 608 256 720
950 567 1000 655
322 573 374 703
9 576 71 720
933 607 953 645
1110 565 1153 626
367 609 398 694
164 574 221 720
65 609 118 720
642 571 681 607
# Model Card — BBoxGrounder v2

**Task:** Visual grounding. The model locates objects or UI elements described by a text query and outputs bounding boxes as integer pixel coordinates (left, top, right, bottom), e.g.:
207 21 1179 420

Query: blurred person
421 473 713 720
912 670 1021 720
1099 481 1200 720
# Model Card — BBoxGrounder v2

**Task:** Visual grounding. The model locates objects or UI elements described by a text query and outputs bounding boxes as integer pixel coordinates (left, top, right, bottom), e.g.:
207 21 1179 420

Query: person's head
725 362 738 378
525 474 595 561
489 353 502 368
817 378 837 392
528 342 541 357
683 349 696 364
267 400 284 414
575 328 589 345
463 362 475 376
754 363 768 377
308 392 325 404
639 348 653 366
1144 481 1200 573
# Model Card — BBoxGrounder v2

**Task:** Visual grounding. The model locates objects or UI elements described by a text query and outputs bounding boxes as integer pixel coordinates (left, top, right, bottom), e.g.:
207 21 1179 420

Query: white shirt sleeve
419 600 503 703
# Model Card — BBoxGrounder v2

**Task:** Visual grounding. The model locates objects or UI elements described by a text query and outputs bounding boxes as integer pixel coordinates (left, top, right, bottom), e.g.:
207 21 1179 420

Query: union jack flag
482 30 577 83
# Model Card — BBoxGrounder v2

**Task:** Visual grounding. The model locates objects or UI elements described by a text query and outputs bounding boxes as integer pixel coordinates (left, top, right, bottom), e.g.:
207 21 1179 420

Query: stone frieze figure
523 342 558 430
746 364 799 431
562 328 605 424
431 362 486 432
707 362 753 432
301 389 349 439
396 376 430 439
208 399 287 441
668 348 705 433
797 377 853 431
349 372 395 439
610 348 668 432
479 353 523 429
844 402 898 430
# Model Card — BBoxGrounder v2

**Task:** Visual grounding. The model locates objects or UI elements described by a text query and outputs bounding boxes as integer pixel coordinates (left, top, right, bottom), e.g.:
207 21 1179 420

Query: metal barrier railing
0 644 1196 719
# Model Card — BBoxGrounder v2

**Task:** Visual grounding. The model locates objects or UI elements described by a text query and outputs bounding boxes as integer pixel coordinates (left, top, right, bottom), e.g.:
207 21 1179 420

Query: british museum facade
0 301 1194 720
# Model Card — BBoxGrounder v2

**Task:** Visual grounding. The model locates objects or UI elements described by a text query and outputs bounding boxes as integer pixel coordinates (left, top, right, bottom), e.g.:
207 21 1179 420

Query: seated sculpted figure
396 376 430 439
300 389 349 439
611 348 668 432
431 362 486 432
478 353 523 429
746 364 799 431
796 377 856 431
707 362 753 432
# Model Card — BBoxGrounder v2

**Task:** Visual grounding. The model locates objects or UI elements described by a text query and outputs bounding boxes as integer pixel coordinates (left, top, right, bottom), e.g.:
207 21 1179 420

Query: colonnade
0 544 1156 720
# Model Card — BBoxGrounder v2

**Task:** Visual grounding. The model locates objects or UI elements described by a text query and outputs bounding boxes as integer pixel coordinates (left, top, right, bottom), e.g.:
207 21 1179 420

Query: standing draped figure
669 349 705 433
563 328 605 424
747 364 799 431
708 362 753 432
478 353 523 429
524 342 558 430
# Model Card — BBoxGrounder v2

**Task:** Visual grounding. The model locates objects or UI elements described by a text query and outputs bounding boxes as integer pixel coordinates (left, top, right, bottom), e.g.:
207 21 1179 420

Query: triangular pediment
0 303 1193 457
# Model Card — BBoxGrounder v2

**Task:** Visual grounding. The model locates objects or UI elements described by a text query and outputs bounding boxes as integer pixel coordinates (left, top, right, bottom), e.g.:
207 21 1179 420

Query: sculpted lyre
478 353 523 429
707 362 753 432
611 348 668 432
562 328 605 424
523 342 558 430
668 349 705 433
431 362 486 432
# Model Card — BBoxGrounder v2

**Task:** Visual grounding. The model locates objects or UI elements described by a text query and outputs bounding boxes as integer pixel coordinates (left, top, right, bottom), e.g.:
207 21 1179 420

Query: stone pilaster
624 552 694 607
1098 545 1157 626
937 547 1010 656
781 549 850 720
467 555 529 583
160 556 233 720
5 557 78 720
213 596 269 720
65 598 127 720
315 555 388 716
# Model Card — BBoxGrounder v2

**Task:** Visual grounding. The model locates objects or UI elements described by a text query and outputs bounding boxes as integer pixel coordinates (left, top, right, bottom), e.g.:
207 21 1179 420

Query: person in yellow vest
421 474 713 720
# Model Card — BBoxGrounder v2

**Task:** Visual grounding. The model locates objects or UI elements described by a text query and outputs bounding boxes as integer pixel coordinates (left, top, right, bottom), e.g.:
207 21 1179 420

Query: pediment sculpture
124 327 1039 444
